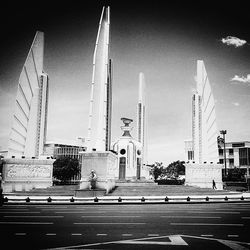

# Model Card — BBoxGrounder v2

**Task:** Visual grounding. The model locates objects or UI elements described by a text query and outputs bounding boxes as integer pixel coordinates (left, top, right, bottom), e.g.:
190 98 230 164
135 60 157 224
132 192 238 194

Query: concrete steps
8 185 79 196
108 185 234 196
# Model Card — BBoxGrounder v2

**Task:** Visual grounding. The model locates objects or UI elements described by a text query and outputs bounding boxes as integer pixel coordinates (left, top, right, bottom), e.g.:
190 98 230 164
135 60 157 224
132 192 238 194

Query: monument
113 118 143 180
8 31 48 158
79 6 117 195
137 73 150 179
185 60 223 190
2 31 54 192
86 6 112 152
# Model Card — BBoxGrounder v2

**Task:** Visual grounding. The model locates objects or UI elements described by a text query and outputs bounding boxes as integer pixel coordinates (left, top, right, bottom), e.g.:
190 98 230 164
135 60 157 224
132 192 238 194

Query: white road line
81 215 141 218
122 234 133 236
216 209 250 211
0 211 41 214
15 233 26 235
4 215 64 218
71 233 82 236
37 206 68 208
0 222 53 225
242 217 250 219
171 223 244 226
97 234 107 236
148 234 159 237
74 223 146 225
201 235 213 237
161 216 221 219
0 209 29 211
187 211 240 214
228 235 239 237
55 211 106 214
46 233 56 236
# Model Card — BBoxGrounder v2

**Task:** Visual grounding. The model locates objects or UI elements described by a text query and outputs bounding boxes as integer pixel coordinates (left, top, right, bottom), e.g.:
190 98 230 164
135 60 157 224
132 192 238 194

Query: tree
166 160 185 178
149 162 166 180
53 157 80 184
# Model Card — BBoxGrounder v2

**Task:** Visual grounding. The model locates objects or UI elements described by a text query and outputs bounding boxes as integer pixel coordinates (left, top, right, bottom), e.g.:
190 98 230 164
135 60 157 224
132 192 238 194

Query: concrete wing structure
192 60 219 163
87 6 112 152
8 31 48 158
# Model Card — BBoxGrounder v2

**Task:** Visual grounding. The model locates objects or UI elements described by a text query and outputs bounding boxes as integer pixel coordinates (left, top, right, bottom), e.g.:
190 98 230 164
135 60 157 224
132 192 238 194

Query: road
0 202 250 249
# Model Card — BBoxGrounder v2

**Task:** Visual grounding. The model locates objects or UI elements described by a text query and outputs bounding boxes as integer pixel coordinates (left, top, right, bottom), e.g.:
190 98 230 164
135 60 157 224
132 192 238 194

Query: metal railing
2 195 250 204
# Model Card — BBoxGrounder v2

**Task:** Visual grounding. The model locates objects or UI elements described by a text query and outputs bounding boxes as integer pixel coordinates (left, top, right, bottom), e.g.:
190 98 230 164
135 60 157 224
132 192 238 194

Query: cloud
221 36 247 47
232 102 240 106
231 74 250 84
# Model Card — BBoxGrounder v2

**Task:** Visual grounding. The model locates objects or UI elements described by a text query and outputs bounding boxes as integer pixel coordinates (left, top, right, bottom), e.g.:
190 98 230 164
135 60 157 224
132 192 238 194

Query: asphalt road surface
0 202 250 249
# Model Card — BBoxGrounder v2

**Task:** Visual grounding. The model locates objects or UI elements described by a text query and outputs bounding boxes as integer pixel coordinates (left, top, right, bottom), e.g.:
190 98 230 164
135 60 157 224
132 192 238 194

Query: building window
187 151 194 160
229 159 234 166
229 149 234 155
232 143 245 148
219 159 224 164
137 150 141 155
219 149 223 156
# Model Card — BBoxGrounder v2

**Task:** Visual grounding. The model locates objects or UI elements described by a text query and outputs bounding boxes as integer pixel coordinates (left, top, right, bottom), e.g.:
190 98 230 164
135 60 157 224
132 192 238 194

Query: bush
53 157 80 184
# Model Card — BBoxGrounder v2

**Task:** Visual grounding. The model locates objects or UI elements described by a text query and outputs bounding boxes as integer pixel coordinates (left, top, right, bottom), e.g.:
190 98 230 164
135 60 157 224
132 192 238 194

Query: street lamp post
220 130 227 177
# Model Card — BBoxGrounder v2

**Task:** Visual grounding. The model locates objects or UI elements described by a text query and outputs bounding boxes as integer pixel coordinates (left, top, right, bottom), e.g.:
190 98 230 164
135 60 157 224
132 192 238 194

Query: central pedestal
79 151 117 194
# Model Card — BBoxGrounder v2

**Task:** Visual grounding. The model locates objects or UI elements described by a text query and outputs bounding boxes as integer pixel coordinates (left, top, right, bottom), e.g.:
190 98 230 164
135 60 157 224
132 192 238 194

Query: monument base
79 151 117 194
2 158 54 193
185 163 223 190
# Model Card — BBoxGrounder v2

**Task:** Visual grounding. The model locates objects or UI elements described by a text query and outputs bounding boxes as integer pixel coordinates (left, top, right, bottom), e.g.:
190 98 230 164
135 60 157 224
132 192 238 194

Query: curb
2 194 250 205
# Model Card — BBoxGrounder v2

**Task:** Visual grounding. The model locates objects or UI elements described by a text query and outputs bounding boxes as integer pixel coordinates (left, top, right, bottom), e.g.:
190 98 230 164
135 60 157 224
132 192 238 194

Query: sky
0 0 250 166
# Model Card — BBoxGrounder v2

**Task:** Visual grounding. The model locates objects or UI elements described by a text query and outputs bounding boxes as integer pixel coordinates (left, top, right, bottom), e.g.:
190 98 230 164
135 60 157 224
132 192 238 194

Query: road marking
4 215 64 218
71 233 82 236
187 211 240 214
38 206 68 208
0 222 53 225
181 235 250 250
55 211 105 214
171 223 244 226
0 211 41 214
81 215 141 218
122 234 133 236
216 208 250 211
46 233 56 236
242 217 250 219
201 235 213 237
15 233 26 235
49 235 188 249
116 235 188 246
148 234 159 236
74 223 146 225
161 216 221 219
97 234 107 236
228 235 239 237
0 209 29 211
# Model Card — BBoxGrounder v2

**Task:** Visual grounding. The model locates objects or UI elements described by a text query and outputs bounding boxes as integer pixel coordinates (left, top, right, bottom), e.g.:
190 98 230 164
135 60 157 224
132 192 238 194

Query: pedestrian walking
212 179 217 189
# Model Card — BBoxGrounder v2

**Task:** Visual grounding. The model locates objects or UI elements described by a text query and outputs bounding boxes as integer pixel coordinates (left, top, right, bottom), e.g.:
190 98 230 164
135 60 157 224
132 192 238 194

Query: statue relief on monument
6 164 51 179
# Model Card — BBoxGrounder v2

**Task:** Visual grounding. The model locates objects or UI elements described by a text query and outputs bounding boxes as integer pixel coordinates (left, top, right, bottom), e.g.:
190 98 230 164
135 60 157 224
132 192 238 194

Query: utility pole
220 130 227 177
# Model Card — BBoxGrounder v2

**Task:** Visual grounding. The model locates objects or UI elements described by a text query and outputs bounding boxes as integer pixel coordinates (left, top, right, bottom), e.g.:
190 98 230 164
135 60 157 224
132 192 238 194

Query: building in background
191 60 219 164
44 138 86 159
218 141 250 174
86 6 112 152
7 31 49 158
